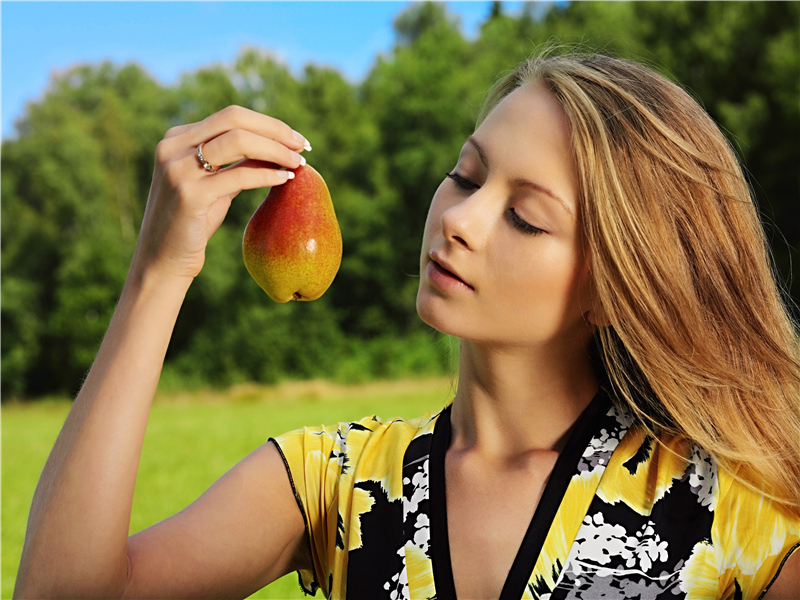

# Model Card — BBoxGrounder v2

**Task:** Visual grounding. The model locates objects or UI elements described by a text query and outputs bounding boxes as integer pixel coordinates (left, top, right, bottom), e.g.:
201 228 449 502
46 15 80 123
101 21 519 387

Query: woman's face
416 84 598 349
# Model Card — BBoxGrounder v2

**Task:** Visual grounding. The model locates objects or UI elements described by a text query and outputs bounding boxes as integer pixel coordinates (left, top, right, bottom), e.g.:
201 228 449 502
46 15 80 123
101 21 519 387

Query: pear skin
242 164 342 302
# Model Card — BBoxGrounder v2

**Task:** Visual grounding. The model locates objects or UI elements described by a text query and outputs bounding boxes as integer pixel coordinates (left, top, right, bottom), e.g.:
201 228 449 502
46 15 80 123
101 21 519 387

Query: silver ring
196 144 217 173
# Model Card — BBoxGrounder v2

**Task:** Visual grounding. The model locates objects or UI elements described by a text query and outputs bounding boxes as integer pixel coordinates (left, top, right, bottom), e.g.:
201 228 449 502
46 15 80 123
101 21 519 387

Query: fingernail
285 170 295 180
293 130 311 152
291 151 306 166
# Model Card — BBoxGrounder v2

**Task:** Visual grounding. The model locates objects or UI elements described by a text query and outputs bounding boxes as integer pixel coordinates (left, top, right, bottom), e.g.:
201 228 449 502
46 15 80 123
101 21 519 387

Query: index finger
184 105 311 153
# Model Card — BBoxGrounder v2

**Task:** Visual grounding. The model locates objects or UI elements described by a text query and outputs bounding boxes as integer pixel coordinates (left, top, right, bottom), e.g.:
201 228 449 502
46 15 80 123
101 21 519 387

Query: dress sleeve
713 465 800 599
271 423 346 597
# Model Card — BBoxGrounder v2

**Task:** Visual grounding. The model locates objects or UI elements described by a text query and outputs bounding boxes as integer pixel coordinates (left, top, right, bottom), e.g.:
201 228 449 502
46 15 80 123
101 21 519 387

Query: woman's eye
506 208 544 236
446 171 479 191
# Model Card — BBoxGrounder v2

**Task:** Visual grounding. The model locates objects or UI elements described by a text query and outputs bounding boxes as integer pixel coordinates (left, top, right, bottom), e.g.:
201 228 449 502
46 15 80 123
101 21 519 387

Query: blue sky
1 1 530 140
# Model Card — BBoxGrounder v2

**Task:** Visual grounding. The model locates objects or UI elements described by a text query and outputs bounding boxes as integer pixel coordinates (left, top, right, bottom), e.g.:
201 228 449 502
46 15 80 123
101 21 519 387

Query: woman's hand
132 105 310 282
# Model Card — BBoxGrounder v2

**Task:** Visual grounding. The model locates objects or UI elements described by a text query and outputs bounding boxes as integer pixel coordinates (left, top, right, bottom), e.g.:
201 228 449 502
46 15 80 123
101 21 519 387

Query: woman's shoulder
270 406 447 470
713 460 800 556
637 425 799 534
650 429 800 596
583 410 798 597
273 406 444 442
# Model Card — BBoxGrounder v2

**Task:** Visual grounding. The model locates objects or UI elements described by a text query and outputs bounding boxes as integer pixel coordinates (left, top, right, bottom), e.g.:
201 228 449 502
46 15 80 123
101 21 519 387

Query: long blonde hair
479 52 800 513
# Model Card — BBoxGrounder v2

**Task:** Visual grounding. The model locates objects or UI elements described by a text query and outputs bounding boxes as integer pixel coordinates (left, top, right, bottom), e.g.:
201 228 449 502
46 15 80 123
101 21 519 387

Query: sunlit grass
2 377 453 599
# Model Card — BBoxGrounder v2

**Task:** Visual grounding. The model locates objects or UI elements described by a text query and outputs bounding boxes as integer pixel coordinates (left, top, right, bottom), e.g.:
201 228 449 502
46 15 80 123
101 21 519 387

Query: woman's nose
441 191 492 251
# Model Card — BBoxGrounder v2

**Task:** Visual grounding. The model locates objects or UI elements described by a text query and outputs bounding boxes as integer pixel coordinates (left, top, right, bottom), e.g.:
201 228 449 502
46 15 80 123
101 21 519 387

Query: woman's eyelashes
445 172 544 236
506 208 544 235
445 171 479 190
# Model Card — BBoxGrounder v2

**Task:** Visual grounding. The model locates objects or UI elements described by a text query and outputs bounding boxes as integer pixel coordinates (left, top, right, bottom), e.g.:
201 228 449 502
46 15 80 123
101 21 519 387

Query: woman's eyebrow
467 135 491 168
467 136 574 217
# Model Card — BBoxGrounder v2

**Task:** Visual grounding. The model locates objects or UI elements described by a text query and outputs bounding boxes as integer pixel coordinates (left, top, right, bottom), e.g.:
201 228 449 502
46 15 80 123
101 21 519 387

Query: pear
242 164 342 302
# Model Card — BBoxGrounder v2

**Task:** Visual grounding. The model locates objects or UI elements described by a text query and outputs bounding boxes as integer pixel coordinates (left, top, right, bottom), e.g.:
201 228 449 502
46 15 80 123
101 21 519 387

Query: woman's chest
331 399 779 600
445 453 557 599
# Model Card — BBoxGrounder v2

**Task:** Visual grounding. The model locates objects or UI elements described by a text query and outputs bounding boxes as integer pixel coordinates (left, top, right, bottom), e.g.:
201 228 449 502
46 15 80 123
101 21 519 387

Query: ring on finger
196 143 218 173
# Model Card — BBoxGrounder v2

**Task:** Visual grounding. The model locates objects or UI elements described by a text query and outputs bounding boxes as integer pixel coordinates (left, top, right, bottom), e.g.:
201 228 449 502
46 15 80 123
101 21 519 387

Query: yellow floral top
271 389 799 600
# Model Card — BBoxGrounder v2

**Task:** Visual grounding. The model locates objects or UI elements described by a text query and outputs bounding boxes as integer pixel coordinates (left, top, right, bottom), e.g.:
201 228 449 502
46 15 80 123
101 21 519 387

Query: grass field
2 377 454 598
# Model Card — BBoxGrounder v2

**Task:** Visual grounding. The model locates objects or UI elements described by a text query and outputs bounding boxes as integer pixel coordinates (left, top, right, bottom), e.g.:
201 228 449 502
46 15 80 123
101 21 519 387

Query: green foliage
2 62 177 396
2 1 798 399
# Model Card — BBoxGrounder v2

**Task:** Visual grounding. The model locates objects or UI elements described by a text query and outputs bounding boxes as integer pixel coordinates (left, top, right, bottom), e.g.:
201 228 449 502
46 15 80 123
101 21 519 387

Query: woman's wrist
125 257 196 301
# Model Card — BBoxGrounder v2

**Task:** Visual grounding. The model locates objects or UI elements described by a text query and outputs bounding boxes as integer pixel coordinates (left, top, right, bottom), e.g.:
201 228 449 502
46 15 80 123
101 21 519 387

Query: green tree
3 1 796 399
2 63 176 397
360 2 476 334
632 1 800 307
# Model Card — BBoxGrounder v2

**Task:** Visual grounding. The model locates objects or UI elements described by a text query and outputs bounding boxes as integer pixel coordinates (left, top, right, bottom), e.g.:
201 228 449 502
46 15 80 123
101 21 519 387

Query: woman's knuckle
223 105 248 125
229 128 247 145
164 125 183 139
155 139 172 164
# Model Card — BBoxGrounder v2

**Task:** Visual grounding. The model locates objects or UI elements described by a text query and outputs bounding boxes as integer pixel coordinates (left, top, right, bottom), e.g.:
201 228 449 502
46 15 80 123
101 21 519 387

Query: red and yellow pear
242 164 342 302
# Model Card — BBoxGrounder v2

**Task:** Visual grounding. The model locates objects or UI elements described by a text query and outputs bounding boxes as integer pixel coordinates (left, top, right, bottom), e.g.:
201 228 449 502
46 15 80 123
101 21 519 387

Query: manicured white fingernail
285 170 295 180
291 151 306 166
293 130 311 151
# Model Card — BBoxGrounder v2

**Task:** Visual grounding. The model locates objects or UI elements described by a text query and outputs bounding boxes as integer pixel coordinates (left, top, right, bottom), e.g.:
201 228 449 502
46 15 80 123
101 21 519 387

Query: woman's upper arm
123 441 310 599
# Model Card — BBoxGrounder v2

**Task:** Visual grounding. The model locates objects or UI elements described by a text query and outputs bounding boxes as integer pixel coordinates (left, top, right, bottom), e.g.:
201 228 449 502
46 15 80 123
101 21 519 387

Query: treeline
3 1 798 399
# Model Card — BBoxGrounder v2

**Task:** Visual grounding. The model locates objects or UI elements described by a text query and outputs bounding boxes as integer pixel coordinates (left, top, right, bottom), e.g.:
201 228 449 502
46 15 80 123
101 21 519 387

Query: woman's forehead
469 84 578 214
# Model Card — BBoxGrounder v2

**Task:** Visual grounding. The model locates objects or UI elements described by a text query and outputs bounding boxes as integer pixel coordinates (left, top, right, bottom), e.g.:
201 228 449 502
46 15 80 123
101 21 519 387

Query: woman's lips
427 256 474 291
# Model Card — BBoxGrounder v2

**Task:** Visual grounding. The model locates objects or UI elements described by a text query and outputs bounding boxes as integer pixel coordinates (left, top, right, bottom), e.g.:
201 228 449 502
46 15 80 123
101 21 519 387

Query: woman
15 53 800 599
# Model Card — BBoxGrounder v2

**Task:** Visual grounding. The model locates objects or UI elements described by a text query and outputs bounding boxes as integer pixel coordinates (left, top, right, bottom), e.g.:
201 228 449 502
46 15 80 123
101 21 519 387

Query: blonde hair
479 52 800 513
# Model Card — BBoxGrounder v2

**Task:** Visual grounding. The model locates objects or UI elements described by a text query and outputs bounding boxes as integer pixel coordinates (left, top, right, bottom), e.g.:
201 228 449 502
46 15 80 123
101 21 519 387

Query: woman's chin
416 290 454 335
415 293 438 330
416 296 472 341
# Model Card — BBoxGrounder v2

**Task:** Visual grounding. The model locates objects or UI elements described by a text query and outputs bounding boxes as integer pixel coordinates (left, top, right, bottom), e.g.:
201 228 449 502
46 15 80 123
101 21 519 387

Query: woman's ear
586 297 611 328
583 249 610 327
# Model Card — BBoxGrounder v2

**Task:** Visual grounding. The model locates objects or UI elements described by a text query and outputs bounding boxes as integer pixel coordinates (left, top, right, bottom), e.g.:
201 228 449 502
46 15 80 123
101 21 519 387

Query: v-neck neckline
428 389 612 600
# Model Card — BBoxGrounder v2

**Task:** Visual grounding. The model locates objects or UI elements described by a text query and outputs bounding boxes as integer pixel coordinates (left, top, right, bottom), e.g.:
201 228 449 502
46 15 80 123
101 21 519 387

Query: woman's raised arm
15 106 312 599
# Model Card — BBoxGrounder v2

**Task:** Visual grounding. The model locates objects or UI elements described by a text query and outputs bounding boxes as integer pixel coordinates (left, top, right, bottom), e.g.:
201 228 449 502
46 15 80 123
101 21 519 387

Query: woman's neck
450 338 600 459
